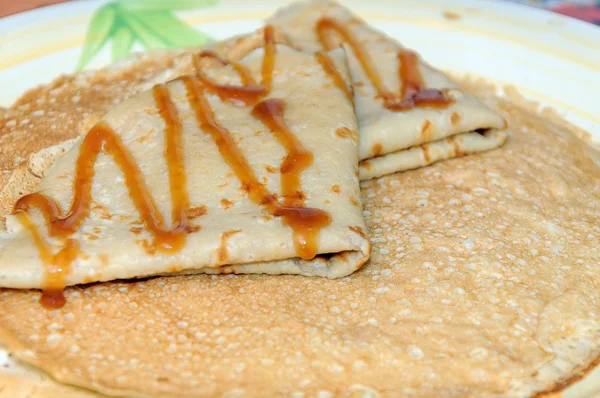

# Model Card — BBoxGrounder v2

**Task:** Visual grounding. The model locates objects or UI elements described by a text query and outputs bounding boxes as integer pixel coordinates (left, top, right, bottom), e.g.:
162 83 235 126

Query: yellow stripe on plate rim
1 10 598 72
0 11 598 124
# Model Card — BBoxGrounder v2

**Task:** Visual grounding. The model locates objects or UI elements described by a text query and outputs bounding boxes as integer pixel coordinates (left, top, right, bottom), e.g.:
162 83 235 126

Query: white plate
0 0 599 396
0 0 599 140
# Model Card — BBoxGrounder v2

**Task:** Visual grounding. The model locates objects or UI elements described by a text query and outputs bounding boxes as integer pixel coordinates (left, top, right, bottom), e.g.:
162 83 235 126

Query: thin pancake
0 37 370 297
0 371 102 398
0 76 599 397
267 0 508 180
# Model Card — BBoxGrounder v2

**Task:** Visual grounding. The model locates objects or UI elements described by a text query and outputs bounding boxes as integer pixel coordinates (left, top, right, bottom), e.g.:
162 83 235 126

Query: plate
0 0 599 396
1 0 599 140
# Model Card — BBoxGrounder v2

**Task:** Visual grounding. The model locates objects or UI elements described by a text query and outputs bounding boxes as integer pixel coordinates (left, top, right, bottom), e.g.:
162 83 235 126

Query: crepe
268 0 509 180
0 69 600 397
0 358 102 398
0 30 370 304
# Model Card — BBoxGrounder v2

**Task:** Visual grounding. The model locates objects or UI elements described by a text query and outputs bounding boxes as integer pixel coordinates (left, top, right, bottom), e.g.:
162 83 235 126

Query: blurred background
1 0 599 24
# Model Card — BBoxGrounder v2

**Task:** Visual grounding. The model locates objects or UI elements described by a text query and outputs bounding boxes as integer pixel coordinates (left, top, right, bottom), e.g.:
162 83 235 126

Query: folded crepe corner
268 0 509 180
0 33 370 301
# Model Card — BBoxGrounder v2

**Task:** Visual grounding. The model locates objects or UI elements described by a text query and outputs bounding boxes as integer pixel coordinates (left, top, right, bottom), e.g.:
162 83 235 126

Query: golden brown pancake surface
0 61 599 396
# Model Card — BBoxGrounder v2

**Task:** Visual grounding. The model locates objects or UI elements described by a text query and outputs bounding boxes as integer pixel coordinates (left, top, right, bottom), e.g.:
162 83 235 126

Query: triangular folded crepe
0 28 370 307
268 0 508 180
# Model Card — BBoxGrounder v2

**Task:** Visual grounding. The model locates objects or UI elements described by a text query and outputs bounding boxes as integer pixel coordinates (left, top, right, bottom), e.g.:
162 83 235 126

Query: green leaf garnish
75 0 216 70
119 0 218 11
120 10 170 50
111 26 135 61
75 4 117 71
134 10 212 47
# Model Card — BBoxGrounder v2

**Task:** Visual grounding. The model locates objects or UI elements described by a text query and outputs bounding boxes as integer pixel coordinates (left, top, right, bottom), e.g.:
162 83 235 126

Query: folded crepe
268 0 509 180
0 28 370 306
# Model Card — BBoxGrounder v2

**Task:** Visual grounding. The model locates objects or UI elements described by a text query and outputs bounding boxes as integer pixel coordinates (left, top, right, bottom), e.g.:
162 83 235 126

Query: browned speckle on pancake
448 136 465 157
168 264 183 273
451 111 461 126
217 229 242 263
349 196 359 207
331 184 341 194
129 226 143 234
81 274 100 284
335 126 358 141
91 203 112 221
359 159 372 170
99 254 109 267
371 142 383 156
422 145 432 163
420 119 434 142
84 233 98 241
219 265 236 274
138 239 158 255
348 225 367 240
219 199 233 210
133 129 155 144
187 206 208 219
337 251 349 262
184 224 201 234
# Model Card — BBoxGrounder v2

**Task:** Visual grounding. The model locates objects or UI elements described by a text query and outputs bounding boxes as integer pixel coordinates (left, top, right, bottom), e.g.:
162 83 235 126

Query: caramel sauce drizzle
315 17 452 111
192 25 276 106
14 84 192 308
14 25 332 307
155 84 192 240
15 212 79 309
252 99 313 207
196 50 256 86
315 51 353 103
183 77 330 260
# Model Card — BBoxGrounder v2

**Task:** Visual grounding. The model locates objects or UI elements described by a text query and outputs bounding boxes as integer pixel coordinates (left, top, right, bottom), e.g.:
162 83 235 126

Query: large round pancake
0 371 101 398
0 59 599 397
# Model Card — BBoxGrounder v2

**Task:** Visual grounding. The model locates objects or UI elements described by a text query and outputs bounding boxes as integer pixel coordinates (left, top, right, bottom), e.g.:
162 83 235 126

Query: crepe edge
358 128 508 181
533 354 600 398
0 327 128 398
0 372 105 398
182 225 371 280
0 229 372 289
